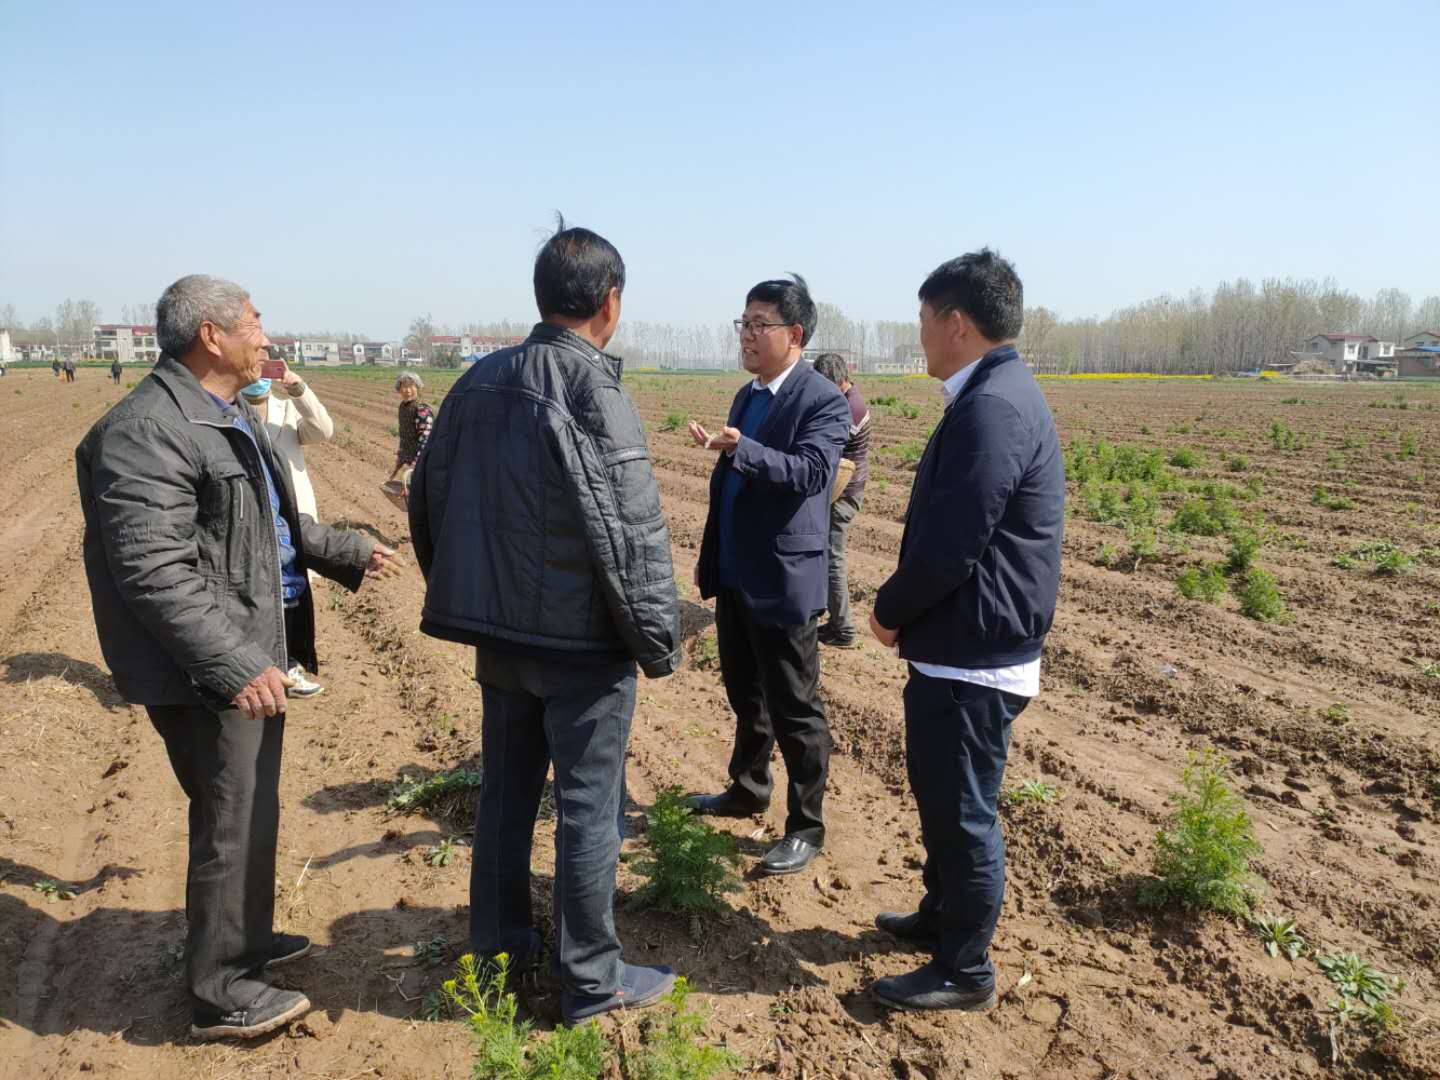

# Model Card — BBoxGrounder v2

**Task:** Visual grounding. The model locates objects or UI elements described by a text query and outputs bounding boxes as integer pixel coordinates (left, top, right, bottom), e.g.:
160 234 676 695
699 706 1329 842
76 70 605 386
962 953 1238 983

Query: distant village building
432 333 525 361
353 341 396 364
269 338 341 366
868 344 927 375
1296 333 1396 374
1396 330 1440 378
94 324 161 364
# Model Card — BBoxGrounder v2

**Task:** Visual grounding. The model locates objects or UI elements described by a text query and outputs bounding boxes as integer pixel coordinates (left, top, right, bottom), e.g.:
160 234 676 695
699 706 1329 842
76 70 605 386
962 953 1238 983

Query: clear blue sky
2 0 1436 338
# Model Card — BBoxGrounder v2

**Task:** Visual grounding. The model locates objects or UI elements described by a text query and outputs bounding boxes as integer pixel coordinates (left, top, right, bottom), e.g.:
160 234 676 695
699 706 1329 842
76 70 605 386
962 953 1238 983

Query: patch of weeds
1226 454 1249 472
632 788 742 913
414 933 451 967
1139 424 1151 435
894 402 920 420
1236 568 1287 622
1007 779 1060 805
627 978 742 1080
1169 423 1192 435
1170 492 1235 537
425 835 461 868
1374 548 1414 576
1398 430 1419 459
1321 703 1351 725
1168 447 1202 469
1269 421 1305 452
33 880 76 902
1252 913 1306 959
442 953 608 1079
690 630 720 671
871 394 898 408
660 411 687 432
1311 485 1354 511
1141 749 1261 918
1096 543 1120 568
891 440 925 466
1176 565 1228 602
1411 659 1440 679
387 769 484 814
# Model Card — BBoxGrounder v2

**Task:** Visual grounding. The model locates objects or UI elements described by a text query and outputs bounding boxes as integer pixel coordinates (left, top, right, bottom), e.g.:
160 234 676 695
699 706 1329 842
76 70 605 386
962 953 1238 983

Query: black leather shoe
872 962 996 1012
191 986 311 1041
684 790 768 818
758 835 820 876
265 932 312 969
875 911 940 950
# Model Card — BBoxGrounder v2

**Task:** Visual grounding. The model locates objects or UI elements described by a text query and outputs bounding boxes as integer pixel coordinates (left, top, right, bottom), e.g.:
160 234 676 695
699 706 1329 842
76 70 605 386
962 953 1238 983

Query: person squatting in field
241 361 338 696
409 219 683 1025
76 273 403 1042
867 250 1065 1011
686 274 850 877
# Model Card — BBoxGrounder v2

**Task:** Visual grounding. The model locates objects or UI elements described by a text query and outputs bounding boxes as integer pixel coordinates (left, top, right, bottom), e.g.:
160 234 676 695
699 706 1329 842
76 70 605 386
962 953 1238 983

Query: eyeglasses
733 319 792 336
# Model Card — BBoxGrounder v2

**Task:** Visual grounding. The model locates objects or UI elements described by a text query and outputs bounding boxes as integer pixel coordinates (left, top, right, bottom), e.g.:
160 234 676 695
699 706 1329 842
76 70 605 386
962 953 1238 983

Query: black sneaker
191 987 311 1041
266 932 312 969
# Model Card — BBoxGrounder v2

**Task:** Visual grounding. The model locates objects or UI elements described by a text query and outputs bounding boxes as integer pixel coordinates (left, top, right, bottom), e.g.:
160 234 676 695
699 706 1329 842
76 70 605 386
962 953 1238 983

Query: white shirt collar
752 358 801 395
941 359 982 408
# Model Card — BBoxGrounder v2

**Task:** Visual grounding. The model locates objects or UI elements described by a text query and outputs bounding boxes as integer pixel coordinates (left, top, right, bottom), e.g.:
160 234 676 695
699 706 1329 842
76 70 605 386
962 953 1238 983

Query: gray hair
156 274 252 357
395 372 424 392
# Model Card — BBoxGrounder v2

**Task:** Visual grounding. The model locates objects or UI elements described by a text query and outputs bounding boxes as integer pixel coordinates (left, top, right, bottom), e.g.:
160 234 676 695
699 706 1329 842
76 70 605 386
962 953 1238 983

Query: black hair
812 352 850 386
533 213 626 320
746 272 817 346
917 248 1024 342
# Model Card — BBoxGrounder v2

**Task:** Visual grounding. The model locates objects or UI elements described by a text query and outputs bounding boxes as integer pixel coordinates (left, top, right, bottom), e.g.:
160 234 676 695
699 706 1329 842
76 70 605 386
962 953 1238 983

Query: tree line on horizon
5 277 1437 374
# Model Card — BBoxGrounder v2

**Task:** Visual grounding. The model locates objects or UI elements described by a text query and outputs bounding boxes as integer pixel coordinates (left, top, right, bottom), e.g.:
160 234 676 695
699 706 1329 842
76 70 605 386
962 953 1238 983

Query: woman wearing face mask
241 365 336 697
382 372 433 511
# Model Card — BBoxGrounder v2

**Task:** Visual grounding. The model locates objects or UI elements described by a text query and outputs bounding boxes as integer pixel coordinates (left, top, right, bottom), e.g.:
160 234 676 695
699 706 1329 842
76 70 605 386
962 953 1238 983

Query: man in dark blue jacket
867 250 1064 1011
687 274 850 876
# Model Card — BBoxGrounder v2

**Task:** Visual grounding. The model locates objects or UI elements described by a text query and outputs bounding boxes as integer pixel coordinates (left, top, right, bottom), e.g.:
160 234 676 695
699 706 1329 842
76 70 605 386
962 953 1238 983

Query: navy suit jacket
697 360 850 625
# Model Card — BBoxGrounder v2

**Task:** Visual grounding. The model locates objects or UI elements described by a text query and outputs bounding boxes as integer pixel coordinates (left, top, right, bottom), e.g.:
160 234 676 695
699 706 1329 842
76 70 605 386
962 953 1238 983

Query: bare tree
404 313 436 361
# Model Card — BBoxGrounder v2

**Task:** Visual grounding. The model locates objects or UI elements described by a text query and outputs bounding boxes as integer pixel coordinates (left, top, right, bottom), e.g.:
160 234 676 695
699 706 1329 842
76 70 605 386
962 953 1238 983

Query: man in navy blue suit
686 274 850 876
867 250 1064 1012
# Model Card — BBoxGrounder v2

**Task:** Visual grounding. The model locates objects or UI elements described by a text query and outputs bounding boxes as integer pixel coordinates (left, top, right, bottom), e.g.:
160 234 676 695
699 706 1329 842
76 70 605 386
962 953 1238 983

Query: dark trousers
469 652 636 997
826 493 862 635
715 588 830 845
148 704 285 1013
903 668 1026 991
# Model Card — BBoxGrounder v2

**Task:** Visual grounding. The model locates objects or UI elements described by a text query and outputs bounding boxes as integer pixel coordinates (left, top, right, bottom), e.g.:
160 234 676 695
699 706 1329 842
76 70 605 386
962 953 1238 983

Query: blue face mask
241 378 272 398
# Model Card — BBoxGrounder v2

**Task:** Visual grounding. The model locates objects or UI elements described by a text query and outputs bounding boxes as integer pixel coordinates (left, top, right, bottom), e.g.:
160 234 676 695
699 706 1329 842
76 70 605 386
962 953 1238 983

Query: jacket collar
151 353 266 431
749 355 811 442
942 344 1019 410
527 322 624 381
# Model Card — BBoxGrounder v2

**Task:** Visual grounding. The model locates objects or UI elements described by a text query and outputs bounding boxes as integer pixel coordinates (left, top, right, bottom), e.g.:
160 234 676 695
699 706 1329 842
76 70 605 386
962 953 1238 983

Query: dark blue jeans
469 651 636 997
903 667 1026 992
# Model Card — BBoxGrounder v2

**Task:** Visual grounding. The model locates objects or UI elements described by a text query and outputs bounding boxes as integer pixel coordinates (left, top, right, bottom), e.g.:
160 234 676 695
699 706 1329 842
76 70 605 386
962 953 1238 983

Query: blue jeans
469 652 636 997
903 667 1026 992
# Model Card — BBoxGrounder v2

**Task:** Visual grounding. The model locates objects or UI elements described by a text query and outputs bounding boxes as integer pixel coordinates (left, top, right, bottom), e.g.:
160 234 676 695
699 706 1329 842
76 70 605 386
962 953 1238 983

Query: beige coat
252 385 334 520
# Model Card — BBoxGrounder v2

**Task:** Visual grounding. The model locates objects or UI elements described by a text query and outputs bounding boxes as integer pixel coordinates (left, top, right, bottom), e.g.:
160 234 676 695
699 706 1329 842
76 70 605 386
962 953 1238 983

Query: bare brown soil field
2 365 1438 1079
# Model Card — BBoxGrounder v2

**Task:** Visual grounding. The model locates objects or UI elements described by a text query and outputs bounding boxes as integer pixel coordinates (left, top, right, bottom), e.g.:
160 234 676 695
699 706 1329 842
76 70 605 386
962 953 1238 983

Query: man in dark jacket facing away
867 250 1064 1011
686 275 850 876
409 222 681 1025
76 274 399 1040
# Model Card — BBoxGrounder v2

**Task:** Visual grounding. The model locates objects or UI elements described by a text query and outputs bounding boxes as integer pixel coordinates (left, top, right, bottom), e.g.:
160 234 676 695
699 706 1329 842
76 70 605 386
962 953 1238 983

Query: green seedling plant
1412 659 1440 679
627 978 742 1080
33 880 76 902
1322 703 1351 724
441 953 607 1080
1176 565 1227 602
1223 527 1262 576
426 835 461 868
1317 951 1403 1007
1168 447 1202 469
660 411 687 432
387 769 484 813
1143 749 1261 918
1236 568 1287 622
1311 485 1354 511
633 788 742 913
1007 779 1060 805
415 933 451 967
1252 913 1306 960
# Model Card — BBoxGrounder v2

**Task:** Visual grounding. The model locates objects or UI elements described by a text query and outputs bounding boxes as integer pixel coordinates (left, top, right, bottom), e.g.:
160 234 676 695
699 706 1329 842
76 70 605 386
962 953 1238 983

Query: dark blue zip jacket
873 345 1064 668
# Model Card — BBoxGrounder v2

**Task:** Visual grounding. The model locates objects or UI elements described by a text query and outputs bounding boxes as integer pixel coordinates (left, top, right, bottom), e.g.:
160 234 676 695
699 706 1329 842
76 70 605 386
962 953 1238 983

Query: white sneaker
286 665 323 698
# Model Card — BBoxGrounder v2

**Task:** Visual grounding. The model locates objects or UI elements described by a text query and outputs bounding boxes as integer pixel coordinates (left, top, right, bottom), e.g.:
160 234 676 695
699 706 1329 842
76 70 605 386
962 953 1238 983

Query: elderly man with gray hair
76 274 401 1041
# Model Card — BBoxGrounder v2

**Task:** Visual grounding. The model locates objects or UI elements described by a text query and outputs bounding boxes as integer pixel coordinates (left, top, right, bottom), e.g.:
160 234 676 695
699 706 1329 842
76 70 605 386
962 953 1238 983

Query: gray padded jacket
76 356 373 708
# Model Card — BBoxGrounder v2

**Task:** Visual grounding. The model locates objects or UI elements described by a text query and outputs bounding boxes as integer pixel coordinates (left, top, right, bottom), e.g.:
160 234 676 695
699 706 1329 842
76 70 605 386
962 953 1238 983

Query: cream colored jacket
250 384 334 520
